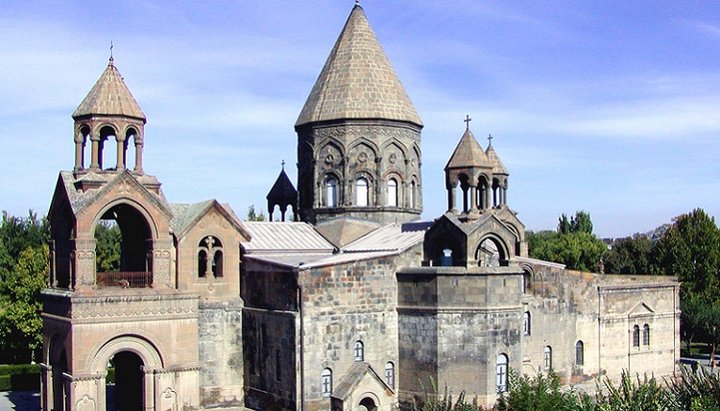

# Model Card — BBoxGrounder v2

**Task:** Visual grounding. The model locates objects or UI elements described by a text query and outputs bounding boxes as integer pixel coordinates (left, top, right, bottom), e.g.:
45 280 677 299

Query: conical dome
445 128 489 170
295 5 422 127
73 57 146 121
486 142 508 175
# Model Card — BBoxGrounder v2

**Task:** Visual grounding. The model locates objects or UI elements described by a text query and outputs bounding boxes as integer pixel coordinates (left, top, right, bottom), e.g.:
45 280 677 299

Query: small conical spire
445 124 489 170
485 135 508 175
73 55 146 121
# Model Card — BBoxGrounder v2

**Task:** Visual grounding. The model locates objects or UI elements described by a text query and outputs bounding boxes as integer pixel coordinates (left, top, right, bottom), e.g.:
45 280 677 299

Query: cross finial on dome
355 0 360 5
488 134 493 146
281 160 285 170
464 114 472 130
109 41 114 66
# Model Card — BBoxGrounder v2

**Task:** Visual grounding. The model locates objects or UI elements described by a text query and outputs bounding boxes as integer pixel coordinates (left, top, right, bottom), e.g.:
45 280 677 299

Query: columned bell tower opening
95 203 153 287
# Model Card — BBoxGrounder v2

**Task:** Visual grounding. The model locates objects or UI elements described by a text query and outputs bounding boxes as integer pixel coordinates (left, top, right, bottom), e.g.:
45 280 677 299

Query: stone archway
90 335 164 411
109 351 144 411
358 396 378 411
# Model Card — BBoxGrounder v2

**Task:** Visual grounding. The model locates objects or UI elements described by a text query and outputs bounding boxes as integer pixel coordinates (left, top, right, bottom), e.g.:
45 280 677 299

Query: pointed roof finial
109 41 114 66
487 133 493 147
281 159 285 170
355 0 360 5
464 114 472 130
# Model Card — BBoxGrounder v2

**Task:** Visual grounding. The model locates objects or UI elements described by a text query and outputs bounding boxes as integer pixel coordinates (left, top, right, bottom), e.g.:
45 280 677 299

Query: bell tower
295 4 423 224
72 54 147 175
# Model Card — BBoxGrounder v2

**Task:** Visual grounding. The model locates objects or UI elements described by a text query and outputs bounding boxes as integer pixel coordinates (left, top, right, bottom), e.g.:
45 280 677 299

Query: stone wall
198 300 244 409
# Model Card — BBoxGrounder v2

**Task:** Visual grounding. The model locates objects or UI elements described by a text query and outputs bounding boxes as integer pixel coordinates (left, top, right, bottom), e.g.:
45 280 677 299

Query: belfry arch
94 201 155 288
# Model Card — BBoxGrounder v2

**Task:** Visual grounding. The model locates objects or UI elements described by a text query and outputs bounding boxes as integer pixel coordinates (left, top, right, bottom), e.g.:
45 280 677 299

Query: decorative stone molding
90 335 163 372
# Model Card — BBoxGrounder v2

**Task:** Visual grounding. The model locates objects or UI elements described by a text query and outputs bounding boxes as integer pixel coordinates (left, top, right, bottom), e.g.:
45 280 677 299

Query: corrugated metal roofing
241 222 335 253
342 221 430 253
246 250 395 269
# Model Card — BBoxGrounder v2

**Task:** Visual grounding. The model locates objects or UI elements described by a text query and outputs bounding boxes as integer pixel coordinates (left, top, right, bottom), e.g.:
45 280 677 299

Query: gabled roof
295 5 422 127
486 143 508 175
266 167 297 203
445 128 489 170
332 362 393 401
73 57 146 121
170 200 248 239
241 221 335 253
55 170 169 216
342 221 431 253
315 217 380 249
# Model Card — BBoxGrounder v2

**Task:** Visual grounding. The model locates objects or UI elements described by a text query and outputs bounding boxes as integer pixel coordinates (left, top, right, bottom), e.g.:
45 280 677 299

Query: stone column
447 184 456 212
485 184 492 211
133 137 144 174
74 135 84 171
116 135 126 170
89 133 101 170
375 157 384 206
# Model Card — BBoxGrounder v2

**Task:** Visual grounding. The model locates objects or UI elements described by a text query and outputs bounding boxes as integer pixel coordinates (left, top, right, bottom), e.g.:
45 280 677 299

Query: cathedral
40 4 680 411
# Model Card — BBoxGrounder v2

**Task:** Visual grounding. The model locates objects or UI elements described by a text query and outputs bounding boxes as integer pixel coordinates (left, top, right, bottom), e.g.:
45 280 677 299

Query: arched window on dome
356 178 369 206
410 180 417 209
523 311 531 336
387 178 398 207
326 177 338 208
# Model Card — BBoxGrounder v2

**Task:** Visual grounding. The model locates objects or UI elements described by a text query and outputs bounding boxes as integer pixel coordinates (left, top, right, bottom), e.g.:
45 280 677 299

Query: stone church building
40 4 680 411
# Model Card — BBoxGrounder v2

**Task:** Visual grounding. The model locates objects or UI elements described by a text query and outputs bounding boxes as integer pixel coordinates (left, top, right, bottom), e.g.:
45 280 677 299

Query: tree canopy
0 211 49 363
528 211 606 272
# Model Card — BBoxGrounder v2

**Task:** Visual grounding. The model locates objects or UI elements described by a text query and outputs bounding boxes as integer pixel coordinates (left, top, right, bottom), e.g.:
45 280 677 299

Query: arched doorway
358 397 377 411
107 351 144 411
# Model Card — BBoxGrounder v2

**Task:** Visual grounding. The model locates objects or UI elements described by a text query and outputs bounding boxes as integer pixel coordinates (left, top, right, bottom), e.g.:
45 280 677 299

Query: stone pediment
72 171 172 220
171 200 250 241
332 362 393 405
628 302 655 317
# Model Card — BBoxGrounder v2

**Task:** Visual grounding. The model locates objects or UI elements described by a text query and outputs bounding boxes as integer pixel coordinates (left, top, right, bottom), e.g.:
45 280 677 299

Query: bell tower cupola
295 3 423 225
445 118 511 221
72 53 147 175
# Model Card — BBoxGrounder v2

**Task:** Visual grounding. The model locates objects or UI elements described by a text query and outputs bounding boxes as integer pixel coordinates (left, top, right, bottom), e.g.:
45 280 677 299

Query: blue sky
1 0 718 237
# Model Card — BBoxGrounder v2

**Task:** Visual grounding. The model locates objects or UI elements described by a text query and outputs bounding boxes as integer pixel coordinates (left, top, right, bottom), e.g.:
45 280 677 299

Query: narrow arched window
387 178 398 207
321 368 332 397
326 178 338 207
496 354 508 393
575 341 584 365
213 250 223 277
643 324 650 346
632 324 640 347
353 340 364 362
385 362 395 389
356 178 368 206
198 250 207 278
543 346 552 371
523 311 531 336
410 181 417 208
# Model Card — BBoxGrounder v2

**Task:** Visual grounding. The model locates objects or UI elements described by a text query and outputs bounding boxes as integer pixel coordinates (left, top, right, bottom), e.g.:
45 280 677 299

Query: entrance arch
358 396 378 411
90 335 163 411
108 351 144 411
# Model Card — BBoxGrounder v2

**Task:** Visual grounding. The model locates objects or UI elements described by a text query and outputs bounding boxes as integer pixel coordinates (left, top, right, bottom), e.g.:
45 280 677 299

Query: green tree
570 210 593 235
246 205 266 221
95 220 121 272
604 234 652 275
651 208 720 297
0 210 49 277
528 211 607 272
0 244 48 363
496 369 591 411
